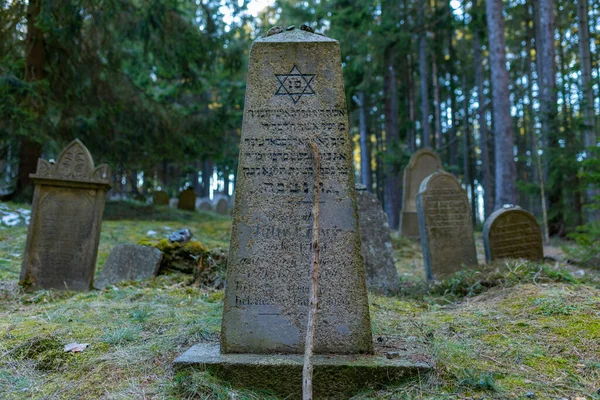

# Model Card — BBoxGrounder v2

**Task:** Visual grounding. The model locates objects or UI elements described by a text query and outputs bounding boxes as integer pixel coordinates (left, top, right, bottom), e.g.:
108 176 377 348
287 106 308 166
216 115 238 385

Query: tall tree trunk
432 34 442 150
383 45 401 229
462 77 476 226
576 0 595 146
577 0 598 217
418 1 430 148
355 91 372 189
14 0 45 201
539 0 563 234
407 53 417 152
486 0 517 209
473 26 494 218
448 35 458 168
201 160 212 198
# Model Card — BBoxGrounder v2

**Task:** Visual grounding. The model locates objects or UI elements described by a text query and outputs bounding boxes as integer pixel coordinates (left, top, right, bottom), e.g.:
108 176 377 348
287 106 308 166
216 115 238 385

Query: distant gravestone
483 205 543 262
356 186 399 294
400 148 443 239
93 244 163 289
417 171 477 280
215 198 228 215
196 197 212 211
153 191 169 205
20 139 111 291
178 189 196 211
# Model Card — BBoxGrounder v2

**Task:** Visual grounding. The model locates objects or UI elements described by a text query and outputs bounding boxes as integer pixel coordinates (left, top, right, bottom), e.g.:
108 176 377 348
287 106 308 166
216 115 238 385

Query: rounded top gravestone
153 191 169 206
178 189 196 211
400 148 444 239
417 171 477 280
215 198 229 215
483 205 543 262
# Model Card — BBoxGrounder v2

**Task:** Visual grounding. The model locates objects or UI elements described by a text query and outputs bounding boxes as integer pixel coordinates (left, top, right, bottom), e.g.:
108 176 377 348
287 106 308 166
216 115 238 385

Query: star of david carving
275 65 316 104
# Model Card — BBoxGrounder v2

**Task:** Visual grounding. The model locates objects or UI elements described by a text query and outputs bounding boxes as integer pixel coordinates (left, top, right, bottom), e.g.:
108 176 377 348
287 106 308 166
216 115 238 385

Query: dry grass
1 201 600 399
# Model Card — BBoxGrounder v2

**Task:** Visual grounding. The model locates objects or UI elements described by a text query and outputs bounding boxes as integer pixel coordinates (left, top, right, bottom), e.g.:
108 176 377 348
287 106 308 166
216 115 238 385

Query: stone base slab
173 343 431 399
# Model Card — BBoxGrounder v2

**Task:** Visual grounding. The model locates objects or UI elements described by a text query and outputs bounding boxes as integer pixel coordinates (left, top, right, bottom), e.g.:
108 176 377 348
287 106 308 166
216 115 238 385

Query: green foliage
427 261 578 301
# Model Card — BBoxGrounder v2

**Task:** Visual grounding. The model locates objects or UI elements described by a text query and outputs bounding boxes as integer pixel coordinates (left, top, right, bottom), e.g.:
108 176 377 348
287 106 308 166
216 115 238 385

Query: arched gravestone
417 171 477 280
178 188 196 211
483 205 543 262
197 197 212 211
153 190 169 205
20 139 111 291
400 148 443 239
215 198 229 215
355 185 399 294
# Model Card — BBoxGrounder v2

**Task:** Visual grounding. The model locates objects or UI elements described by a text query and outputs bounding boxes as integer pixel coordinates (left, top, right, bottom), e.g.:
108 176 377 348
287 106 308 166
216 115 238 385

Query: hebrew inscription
417 171 478 280
483 206 543 262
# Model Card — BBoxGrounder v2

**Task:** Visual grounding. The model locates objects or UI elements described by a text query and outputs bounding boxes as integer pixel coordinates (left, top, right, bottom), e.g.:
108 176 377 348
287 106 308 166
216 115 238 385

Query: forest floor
1 201 599 399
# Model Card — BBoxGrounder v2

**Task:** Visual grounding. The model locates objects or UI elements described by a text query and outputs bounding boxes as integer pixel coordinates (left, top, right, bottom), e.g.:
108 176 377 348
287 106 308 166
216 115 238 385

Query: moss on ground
2 201 600 398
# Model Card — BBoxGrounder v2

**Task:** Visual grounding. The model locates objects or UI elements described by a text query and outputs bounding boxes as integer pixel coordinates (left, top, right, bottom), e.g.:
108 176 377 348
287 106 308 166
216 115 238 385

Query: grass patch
2 200 600 398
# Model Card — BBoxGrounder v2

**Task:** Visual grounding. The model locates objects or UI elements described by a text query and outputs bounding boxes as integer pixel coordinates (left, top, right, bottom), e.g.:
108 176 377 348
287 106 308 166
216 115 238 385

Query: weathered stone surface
221 29 372 355
153 191 169 205
196 197 212 211
174 343 431 399
356 187 399 294
215 198 229 215
483 205 543 262
178 189 196 211
400 148 443 239
417 171 477 280
168 228 193 244
93 244 162 289
20 139 111 291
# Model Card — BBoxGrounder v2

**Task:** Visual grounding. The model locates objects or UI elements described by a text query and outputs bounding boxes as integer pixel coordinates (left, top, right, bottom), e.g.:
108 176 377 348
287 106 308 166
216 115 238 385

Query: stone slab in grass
93 244 162 289
173 343 431 399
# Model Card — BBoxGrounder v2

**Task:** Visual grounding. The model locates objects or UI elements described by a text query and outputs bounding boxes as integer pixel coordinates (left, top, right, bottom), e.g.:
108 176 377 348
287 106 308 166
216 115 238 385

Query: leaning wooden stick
303 142 321 400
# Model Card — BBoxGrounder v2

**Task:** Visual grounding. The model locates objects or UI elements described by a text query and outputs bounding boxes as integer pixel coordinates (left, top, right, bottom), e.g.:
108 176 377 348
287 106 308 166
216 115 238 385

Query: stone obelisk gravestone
417 171 477 280
355 185 399 294
483 205 543 262
20 139 111 291
174 27 429 398
400 148 443 239
222 28 371 355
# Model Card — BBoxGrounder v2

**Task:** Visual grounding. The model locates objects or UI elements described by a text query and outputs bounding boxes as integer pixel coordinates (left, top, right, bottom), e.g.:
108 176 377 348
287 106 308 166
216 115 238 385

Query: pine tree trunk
486 0 517 209
577 0 598 218
355 91 372 189
432 36 442 150
418 1 430 148
13 0 45 201
407 54 417 152
448 35 458 168
473 27 494 218
383 45 400 229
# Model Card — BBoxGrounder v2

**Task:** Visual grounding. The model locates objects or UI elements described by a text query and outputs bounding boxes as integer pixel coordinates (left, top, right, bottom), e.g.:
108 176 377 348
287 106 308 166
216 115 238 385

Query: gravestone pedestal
174 343 430 399
173 27 430 397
